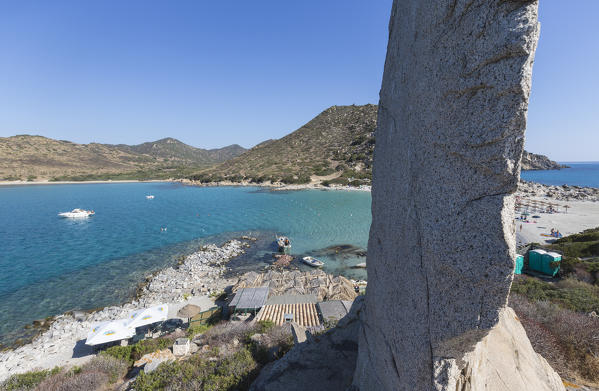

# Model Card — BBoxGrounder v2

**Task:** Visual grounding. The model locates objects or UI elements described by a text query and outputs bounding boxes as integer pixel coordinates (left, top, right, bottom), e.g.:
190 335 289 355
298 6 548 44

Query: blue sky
0 1 596 161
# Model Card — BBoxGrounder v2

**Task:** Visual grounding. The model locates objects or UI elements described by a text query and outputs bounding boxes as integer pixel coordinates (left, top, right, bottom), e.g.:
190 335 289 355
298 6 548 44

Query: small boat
302 256 324 268
276 235 291 253
146 195 155 199
58 208 95 218
353 262 367 269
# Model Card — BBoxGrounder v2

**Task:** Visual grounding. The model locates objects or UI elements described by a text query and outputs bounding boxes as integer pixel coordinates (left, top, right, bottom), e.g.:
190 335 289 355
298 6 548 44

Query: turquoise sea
0 183 371 346
521 162 599 188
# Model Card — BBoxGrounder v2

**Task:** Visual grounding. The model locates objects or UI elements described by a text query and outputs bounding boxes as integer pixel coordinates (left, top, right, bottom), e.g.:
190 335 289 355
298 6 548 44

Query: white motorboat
58 208 95 218
276 235 291 253
302 256 324 268
146 195 155 199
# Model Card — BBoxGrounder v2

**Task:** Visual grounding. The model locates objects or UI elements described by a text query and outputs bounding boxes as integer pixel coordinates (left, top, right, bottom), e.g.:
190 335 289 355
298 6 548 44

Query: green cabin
514 254 524 275
528 249 561 277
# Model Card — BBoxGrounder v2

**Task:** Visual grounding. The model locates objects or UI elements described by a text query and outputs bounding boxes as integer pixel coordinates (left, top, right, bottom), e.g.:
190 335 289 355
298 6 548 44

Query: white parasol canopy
85 319 135 346
126 304 169 329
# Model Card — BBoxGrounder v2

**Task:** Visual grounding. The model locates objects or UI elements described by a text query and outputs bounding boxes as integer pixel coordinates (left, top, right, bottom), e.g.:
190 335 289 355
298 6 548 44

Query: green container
541 252 562 277
515 254 524 275
528 249 546 272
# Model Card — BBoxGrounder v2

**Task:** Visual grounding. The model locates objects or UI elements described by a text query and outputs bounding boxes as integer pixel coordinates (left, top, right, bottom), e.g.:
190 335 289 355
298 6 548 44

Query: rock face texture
252 1 565 390
521 151 567 171
250 297 363 391
251 301 564 391
351 0 557 390
433 307 564 391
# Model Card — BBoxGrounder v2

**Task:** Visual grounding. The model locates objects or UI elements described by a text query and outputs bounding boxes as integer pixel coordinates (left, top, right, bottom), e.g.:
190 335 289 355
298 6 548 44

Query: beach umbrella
127 304 169 329
85 319 135 346
564 205 570 214
178 304 202 319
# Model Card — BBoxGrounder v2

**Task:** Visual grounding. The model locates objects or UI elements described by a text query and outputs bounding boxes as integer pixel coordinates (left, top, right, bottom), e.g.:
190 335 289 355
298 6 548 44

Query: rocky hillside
0 135 245 181
112 138 246 166
189 104 561 186
521 151 567 170
190 104 378 185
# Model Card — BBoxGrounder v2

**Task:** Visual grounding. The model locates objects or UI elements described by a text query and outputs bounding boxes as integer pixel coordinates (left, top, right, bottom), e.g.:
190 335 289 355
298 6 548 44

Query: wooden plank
298 303 304 326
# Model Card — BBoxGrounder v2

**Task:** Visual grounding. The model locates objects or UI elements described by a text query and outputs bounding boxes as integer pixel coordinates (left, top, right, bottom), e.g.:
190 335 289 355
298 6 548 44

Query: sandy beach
516 197 599 246
0 179 167 186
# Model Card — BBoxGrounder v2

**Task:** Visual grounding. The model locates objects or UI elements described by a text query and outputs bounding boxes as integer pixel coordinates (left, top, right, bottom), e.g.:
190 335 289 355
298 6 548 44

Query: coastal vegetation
0 356 128 391
186 104 563 187
102 337 174 366
0 320 296 391
0 135 245 181
510 227 599 385
188 104 378 186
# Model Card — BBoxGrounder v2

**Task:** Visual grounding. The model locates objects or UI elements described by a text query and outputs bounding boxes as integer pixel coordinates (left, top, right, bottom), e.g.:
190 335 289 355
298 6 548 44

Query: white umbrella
126 304 169 329
85 319 135 346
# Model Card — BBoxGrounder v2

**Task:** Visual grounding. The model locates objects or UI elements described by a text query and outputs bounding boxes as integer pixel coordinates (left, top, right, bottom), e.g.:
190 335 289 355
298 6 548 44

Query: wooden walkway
255 303 320 327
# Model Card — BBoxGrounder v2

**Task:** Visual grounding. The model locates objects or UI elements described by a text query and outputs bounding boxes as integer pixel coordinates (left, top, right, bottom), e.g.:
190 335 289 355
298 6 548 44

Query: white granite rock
349 0 563 390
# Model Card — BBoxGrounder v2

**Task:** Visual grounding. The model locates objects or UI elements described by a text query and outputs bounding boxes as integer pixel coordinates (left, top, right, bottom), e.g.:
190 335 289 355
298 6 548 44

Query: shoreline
0 239 250 381
0 179 170 186
176 178 372 192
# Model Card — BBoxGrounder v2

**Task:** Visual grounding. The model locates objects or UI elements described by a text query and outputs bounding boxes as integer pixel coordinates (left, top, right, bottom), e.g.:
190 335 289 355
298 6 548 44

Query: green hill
190 104 378 185
111 138 245 166
0 135 245 181
188 104 564 186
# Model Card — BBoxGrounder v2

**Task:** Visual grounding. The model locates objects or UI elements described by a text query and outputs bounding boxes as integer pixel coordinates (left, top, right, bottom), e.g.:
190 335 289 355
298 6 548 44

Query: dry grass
194 104 377 184
510 294 599 385
0 135 240 180
34 356 128 391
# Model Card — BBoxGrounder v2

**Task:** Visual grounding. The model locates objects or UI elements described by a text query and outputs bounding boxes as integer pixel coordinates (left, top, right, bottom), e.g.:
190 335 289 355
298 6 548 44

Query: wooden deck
255 303 320 327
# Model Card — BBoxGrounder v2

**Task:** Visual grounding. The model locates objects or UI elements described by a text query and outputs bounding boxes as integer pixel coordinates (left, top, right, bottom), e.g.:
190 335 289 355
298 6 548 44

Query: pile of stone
0 240 246 382
272 254 293 268
233 270 357 302
139 240 246 306
518 181 599 202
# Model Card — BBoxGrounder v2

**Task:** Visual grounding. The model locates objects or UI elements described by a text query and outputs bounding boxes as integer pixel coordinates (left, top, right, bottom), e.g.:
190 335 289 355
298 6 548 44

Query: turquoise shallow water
521 162 599 188
0 183 371 345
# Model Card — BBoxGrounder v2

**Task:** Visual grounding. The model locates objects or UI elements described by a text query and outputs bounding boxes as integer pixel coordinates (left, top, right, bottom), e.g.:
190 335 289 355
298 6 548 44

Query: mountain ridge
189 104 562 186
0 135 246 181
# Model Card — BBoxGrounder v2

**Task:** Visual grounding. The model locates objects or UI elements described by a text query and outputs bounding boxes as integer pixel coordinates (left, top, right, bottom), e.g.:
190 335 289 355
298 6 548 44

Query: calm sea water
0 183 371 346
521 162 599 188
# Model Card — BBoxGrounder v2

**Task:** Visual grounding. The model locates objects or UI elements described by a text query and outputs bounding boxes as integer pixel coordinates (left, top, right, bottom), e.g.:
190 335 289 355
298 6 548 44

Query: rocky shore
0 240 247 381
518 180 599 202
177 178 371 192
521 151 568 171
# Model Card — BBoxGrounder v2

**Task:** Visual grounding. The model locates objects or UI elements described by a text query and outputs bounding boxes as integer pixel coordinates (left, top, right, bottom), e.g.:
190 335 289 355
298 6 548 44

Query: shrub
510 293 599 383
1 367 60 390
187 323 212 339
132 348 258 391
101 337 173 365
83 355 129 383
37 370 108 391
551 227 599 259
196 321 257 349
256 320 275 334
101 345 133 364
511 276 599 313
